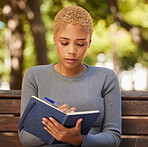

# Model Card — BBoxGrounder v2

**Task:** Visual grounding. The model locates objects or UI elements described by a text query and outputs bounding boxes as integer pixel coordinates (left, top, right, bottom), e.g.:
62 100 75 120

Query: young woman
19 6 121 147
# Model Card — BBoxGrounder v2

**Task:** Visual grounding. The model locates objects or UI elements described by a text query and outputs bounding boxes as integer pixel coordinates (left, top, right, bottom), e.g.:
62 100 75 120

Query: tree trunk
26 0 48 65
3 0 24 89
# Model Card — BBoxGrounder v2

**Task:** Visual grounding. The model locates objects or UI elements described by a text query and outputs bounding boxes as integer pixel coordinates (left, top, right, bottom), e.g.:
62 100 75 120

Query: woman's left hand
42 117 83 146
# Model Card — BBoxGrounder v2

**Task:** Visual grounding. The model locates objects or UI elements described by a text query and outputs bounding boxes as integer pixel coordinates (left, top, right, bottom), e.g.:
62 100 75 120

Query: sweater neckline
50 63 91 81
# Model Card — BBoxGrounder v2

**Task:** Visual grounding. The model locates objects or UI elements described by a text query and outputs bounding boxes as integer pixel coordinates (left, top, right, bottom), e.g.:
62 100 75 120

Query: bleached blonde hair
53 6 93 37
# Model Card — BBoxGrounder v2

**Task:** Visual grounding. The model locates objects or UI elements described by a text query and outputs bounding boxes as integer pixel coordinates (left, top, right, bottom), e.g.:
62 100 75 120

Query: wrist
74 134 83 146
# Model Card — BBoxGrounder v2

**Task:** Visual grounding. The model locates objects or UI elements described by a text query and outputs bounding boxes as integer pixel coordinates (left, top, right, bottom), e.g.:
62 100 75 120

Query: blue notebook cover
18 96 100 145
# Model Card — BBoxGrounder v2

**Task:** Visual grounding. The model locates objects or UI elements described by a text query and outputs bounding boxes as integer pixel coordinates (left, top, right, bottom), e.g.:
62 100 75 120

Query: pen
44 97 58 107
44 97 76 113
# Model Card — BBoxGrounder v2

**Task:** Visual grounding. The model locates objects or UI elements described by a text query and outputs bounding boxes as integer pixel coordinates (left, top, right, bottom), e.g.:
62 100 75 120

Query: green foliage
0 27 10 82
23 19 36 73
117 0 148 69
0 0 148 86
118 0 148 27
40 0 148 68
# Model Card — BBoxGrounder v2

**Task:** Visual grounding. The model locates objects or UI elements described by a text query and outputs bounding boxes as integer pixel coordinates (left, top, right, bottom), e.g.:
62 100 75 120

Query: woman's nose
68 44 76 54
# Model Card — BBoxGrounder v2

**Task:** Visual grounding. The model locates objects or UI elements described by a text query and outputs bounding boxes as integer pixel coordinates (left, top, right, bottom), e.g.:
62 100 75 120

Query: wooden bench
0 90 148 147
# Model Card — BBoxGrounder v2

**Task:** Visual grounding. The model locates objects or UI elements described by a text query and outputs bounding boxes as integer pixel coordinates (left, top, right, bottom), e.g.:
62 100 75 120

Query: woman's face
54 24 91 70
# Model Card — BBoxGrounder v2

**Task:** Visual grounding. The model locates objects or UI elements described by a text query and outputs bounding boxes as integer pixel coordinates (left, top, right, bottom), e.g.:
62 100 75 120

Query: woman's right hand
58 104 76 113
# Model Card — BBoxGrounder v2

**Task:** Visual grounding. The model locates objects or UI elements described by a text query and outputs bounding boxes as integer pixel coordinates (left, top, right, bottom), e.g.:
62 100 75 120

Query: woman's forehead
55 24 90 39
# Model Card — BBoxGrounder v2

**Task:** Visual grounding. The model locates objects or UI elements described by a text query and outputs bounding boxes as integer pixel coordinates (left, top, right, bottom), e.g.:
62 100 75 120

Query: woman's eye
77 43 85 47
61 42 69 46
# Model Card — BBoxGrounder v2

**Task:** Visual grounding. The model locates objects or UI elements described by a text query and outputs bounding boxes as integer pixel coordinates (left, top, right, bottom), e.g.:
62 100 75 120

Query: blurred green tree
2 0 25 89
1 0 48 89
0 0 148 89
40 0 148 73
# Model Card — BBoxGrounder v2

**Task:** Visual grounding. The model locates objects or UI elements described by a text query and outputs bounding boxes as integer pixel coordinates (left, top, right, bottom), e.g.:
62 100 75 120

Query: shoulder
87 65 119 86
25 64 51 74
27 64 51 72
88 65 117 77
24 64 52 79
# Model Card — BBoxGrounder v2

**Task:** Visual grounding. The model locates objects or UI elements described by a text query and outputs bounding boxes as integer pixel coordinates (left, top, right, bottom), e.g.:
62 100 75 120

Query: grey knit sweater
19 64 122 147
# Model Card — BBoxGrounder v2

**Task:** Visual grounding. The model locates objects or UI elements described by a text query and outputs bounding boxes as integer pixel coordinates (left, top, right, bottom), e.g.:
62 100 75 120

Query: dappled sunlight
96 53 148 91
0 0 148 90
122 135 148 139
6 30 23 52
11 39 22 51
11 57 19 70
2 4 12 16
31 24 44 34
2 132 17 137
120 63 148 91
14 40 22 50
27 10 34 20
17 0 26 10
96 53 114 70
8 19 19 31
122 116 148 119
130 27 141 43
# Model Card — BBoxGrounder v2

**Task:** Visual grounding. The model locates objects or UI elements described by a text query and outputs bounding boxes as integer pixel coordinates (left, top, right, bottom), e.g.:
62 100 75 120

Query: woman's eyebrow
60 37 69 40
59 37 86 40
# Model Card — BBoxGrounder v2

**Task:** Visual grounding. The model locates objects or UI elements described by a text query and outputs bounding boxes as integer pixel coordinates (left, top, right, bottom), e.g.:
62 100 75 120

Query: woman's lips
66 58 77 63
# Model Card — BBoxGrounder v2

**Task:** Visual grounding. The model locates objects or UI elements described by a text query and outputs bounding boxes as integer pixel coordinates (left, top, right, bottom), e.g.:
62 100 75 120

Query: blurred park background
0 0 148 91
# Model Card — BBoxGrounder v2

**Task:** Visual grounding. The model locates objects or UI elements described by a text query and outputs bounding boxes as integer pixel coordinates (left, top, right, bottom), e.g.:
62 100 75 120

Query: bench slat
1 99 148 115
0 116 20 132
122 116 148 135
119 135 148 147
0 90 21 96
121 91 148 100
122 100 148 116
0 90 148 98
1 115 148 135
0 133 23 147
0 99 21 114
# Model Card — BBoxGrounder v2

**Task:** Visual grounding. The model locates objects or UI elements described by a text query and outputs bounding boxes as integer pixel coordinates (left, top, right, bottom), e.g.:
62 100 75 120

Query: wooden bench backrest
0 90 148 147
0 90 22 147
120 91 148 147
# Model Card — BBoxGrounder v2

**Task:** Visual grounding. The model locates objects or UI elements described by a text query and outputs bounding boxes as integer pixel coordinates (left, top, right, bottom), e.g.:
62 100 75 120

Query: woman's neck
54 63 87 77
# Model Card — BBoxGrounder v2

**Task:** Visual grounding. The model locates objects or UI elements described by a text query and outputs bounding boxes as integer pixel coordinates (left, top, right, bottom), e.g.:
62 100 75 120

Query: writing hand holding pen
44 97 76 113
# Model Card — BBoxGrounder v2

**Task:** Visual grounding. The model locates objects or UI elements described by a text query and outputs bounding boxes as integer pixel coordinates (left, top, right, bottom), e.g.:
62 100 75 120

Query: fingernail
42 118 45 121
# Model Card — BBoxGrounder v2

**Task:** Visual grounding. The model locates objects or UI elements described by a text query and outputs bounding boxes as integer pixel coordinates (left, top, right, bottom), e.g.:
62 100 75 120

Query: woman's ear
89 38 92 47
90 38 92 44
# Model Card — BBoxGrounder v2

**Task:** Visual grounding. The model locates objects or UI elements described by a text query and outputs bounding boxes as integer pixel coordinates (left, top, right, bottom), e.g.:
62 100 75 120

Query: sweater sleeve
81 71 122 147
18 69 47 147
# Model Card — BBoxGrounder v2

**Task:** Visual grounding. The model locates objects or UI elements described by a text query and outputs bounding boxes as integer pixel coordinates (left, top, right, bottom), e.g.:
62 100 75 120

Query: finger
42 117 50 122
43 117 67 141
44 125 66 142
75 118 83 130
49 117 65 130
70 107 76 112
42 117 51 125
42 117 54 130
58 104 71 113
42 118 62 136
44 125 61 140
44 127 57 138
60 108 71 113
58 104 70 110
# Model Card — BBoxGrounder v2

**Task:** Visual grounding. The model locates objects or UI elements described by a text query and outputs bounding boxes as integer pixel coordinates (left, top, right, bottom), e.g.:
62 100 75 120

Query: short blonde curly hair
53 6 93 37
